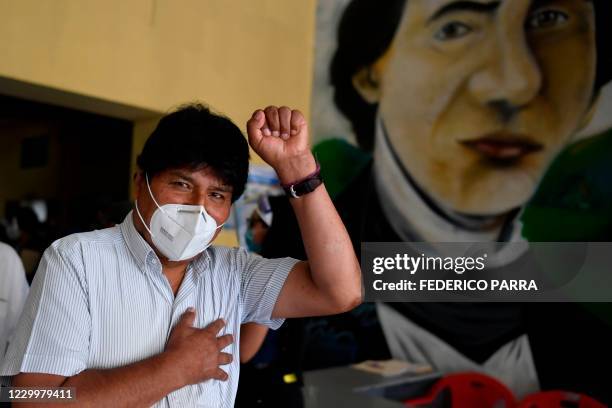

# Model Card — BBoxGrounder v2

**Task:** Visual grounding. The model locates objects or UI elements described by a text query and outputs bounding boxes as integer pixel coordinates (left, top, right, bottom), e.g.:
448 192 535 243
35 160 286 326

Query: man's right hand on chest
163 309 234 387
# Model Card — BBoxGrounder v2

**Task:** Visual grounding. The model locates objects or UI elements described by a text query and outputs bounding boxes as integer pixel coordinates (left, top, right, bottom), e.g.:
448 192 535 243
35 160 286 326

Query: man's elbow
240 352 254 364
344 290 363 312
331 283 363 313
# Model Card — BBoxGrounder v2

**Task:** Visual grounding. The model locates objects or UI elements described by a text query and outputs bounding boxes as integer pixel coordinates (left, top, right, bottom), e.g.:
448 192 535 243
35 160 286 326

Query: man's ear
133 171 144 199
352 66 382 104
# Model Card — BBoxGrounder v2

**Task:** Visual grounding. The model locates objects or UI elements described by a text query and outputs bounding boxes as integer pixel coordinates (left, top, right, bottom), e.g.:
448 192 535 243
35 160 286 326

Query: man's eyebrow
428 1 501 23
209 184 233 193
168 170 196 183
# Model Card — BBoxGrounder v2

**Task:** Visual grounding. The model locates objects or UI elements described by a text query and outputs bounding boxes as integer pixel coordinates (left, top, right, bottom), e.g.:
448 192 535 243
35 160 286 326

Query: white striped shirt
0 212 298 407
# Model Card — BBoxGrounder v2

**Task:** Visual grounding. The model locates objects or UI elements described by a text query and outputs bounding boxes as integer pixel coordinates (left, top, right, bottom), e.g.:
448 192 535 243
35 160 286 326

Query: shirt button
151 258 157 265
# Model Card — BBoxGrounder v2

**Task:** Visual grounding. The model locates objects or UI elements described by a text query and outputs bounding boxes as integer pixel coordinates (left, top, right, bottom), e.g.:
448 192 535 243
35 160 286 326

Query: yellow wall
0 1 315 120
0 0 316 168
0 0 317 246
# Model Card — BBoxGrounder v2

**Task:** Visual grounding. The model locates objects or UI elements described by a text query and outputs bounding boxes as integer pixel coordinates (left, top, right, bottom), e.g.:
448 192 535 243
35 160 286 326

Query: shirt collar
120 211 156 272
119 210 212 275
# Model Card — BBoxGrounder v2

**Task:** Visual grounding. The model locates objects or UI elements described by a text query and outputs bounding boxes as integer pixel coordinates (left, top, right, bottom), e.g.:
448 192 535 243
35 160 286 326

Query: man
321 0 611 401
0 242 29 357
0 103 361 407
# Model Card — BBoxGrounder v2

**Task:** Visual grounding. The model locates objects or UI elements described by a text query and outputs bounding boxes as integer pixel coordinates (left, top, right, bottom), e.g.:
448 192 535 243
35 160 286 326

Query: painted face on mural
353 0 596 215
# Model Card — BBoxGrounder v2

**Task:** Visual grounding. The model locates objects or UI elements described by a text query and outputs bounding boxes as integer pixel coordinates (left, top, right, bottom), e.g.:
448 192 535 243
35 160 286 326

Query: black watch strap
283 174 323 198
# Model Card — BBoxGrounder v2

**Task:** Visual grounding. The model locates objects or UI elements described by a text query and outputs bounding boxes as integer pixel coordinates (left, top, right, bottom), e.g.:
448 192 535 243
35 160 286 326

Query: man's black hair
136 103 249 202
330 0 612 151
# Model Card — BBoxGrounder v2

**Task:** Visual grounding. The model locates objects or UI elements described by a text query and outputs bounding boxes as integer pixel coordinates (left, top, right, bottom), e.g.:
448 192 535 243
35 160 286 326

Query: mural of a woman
283 0 612 402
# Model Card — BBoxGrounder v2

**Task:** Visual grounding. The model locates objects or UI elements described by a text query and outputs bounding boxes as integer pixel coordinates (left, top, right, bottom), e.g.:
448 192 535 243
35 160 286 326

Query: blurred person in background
0 242 29 357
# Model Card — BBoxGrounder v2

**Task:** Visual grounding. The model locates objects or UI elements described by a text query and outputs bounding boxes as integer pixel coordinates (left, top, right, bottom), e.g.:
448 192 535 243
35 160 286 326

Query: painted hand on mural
247 106 317 184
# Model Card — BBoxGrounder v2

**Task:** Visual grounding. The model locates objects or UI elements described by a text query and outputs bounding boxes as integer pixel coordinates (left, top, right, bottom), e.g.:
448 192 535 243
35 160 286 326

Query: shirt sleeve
238 249 299 329
0 239 91 384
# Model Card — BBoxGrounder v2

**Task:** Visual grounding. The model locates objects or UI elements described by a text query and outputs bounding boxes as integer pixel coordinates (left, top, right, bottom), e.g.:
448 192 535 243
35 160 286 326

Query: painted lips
460 134 543 160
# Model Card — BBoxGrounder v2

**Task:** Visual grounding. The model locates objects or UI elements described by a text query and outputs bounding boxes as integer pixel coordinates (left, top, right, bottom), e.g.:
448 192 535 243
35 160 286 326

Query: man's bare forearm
64 352 182 408
290 185 362 309
240 323 269 363
14 352 183 408
277 155 362 310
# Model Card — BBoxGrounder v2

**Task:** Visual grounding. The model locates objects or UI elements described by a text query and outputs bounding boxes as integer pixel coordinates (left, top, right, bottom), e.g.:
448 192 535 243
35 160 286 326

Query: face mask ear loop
146 173 184 228
134 199 154 237
146 173 166 214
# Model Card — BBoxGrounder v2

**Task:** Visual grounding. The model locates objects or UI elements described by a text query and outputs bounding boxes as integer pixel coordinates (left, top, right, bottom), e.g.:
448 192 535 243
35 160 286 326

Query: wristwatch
281 164 323 198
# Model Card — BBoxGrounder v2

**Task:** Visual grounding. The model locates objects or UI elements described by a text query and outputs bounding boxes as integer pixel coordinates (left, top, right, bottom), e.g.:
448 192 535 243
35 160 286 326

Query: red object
517 391 606 408
403 372 607 408
404 372 516 408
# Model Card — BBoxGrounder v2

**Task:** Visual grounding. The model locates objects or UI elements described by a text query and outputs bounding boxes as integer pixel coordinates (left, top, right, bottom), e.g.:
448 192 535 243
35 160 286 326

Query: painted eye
527 9 569 29
435 21 473 40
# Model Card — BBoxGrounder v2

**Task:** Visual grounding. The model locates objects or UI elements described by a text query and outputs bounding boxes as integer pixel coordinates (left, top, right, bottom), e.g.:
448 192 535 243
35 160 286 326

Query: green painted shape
522 129 612 241
312 138 372 199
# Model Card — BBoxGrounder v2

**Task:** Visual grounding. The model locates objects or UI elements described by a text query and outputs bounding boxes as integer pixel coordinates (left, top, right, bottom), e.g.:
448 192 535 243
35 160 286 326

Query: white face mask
135 174 224 261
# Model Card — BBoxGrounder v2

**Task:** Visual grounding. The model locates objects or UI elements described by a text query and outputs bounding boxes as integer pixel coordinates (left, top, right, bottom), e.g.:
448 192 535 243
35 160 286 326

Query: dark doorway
0 94 133 276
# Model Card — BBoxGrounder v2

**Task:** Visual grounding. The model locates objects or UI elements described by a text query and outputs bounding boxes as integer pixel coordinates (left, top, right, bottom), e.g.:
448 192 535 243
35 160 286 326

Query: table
302 366 440 407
